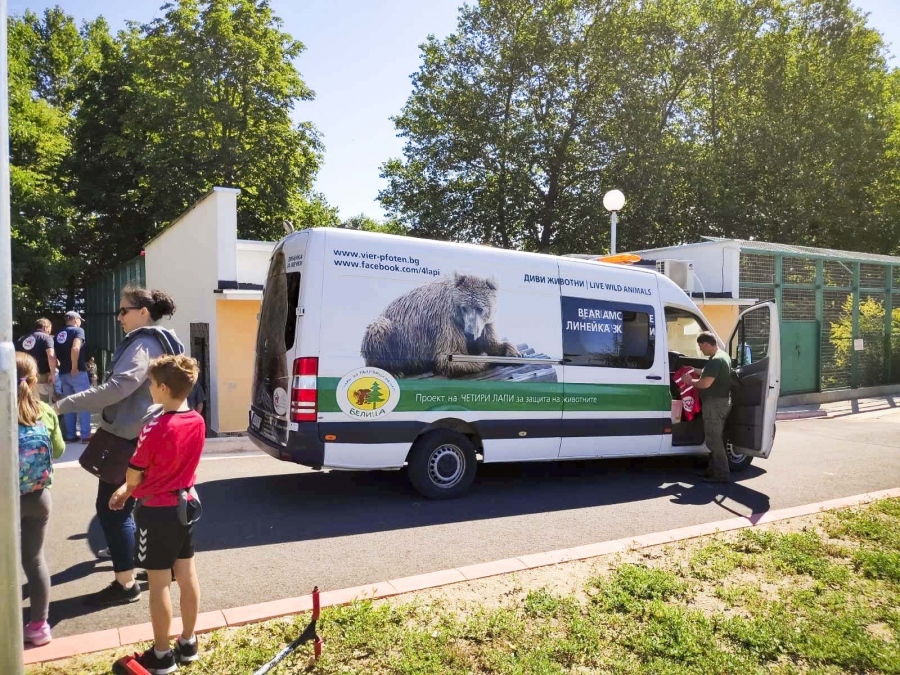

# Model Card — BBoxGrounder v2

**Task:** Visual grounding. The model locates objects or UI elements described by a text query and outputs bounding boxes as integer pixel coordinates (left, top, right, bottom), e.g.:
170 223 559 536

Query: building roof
701 237 900 265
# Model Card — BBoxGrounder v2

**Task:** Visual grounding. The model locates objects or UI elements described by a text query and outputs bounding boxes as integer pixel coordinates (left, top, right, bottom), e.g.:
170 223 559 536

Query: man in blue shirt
16 318 58 403
56 311 92 442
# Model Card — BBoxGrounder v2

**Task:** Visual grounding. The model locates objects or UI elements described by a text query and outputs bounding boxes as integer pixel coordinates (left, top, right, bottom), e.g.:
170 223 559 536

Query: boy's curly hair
148 355 199 400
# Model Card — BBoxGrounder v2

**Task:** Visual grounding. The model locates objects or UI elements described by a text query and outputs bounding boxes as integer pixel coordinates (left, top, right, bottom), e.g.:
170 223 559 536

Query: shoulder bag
78 427 138 485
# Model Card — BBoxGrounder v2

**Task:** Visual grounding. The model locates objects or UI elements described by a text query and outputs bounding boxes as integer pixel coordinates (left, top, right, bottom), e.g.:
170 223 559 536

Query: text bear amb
360 272 520 378
248 227 781 499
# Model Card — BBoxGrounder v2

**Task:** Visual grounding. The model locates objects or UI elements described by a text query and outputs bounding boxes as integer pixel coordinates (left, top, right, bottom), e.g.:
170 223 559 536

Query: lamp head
603 189 626 212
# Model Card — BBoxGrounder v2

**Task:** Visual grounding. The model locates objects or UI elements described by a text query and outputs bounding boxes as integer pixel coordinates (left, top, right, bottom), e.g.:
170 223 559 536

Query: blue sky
8 0 900 221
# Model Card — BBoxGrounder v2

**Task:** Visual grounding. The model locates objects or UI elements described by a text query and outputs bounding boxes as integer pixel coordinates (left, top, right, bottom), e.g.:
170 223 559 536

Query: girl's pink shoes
24 620 52 646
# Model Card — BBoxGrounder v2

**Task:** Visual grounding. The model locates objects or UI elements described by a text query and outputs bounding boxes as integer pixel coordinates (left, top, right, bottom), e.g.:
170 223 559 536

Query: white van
249 228 780 498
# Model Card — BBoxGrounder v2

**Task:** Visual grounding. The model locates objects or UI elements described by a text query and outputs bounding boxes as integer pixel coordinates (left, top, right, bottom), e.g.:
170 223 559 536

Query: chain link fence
740 252 899 394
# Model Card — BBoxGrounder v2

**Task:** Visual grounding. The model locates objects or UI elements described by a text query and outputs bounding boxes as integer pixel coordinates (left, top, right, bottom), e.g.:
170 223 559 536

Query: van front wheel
407 430 477 499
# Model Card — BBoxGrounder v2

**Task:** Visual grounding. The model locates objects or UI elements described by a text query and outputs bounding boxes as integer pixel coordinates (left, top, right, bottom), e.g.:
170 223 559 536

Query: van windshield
252 249 301 415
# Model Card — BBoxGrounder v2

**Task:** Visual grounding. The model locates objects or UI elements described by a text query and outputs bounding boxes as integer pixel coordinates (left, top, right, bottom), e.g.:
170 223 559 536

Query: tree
381 0 632 253
70 0 328 271
8 9 107 322
379 0 897 255
340 213 408 235
829 294 900 388
365 380 385 408
296 193 340 230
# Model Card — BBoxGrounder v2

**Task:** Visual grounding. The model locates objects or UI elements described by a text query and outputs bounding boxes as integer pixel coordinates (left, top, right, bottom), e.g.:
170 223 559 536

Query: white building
144 188 274 433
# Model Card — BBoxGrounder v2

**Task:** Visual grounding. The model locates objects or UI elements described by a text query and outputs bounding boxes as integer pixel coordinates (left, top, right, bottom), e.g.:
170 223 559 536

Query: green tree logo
365 380 386 409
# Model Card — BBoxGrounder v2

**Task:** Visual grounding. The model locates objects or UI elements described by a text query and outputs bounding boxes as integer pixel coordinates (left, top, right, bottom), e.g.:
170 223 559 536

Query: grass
27 498 900 675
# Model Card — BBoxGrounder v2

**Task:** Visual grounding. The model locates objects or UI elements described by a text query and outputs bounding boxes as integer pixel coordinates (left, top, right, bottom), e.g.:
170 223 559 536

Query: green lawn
28 498 900 674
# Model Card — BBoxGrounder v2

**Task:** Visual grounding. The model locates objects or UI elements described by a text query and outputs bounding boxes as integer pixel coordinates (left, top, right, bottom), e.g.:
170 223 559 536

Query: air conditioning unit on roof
656 259 694 294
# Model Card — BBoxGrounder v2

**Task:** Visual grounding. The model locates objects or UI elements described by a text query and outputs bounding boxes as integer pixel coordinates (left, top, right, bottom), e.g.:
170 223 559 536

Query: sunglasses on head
117 306 141 317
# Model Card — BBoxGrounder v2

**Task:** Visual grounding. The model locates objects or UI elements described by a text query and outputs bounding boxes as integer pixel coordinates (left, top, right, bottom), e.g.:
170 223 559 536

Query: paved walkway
56 395 900 461
23 487 900 666
777 395 899 420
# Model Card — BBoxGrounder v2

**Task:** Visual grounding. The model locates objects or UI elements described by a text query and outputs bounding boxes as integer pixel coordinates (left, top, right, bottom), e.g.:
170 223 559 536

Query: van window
252 248 301 414
665 308 708 357
561 296 655 369
282 273 301 350
730 306 769 366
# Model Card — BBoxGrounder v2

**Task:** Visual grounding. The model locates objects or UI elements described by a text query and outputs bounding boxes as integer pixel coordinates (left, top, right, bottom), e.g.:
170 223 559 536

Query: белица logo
337 367 400 419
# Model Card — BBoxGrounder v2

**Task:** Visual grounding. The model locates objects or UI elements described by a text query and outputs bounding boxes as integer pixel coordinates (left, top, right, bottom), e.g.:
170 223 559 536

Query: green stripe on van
317 378 670 413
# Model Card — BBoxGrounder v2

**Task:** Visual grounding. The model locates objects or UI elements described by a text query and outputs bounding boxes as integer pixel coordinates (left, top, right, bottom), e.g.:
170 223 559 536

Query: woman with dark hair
56 286 184 607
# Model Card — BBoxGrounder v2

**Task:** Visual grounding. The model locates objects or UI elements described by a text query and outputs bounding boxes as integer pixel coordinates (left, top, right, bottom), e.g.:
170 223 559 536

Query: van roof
298 227 660 277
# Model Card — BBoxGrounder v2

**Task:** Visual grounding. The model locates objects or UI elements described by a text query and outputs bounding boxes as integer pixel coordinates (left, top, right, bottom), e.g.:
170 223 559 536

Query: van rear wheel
407 430 477 499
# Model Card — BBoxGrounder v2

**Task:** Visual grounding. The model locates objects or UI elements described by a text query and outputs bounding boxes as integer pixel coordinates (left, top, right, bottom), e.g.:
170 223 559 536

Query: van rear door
249 233 308 446
727 301 781 458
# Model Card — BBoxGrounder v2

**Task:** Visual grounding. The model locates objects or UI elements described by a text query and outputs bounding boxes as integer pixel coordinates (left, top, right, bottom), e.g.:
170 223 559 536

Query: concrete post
0 0 27 670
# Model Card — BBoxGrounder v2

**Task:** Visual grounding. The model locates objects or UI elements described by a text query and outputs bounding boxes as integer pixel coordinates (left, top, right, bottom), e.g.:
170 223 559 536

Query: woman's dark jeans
96 479 136 573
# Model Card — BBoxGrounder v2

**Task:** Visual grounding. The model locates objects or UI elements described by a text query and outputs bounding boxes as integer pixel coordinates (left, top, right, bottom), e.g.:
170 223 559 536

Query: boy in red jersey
109 355 205 674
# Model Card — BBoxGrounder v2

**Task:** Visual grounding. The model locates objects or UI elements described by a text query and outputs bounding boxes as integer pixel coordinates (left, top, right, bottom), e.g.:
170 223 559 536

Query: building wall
696 303 740 343
635 240 741 297
236 240 276 285
144 187 241 432
215 298 261 432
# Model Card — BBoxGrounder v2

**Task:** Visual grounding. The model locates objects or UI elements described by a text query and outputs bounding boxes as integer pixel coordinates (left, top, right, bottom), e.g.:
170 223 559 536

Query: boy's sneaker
84 580 141 607
96 547 111 559
175 635 199 664
135 648 178 675
23 621 52 646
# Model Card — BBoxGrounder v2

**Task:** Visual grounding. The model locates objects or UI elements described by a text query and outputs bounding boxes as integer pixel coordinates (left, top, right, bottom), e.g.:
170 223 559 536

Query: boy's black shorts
135 504 197 571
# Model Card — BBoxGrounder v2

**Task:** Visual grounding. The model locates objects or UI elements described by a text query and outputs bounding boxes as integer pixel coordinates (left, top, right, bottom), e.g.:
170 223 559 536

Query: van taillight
291 357 318 422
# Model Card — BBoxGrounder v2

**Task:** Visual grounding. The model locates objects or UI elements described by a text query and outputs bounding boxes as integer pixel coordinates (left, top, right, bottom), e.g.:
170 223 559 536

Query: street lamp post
602 189 626 255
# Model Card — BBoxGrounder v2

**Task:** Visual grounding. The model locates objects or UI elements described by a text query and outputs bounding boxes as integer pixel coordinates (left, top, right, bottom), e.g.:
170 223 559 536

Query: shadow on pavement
660 478 770 512
192 456 771 552
24 588 117 630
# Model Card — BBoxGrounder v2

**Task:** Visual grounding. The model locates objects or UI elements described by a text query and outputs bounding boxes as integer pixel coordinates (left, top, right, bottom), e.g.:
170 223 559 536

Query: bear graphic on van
361 273 520 378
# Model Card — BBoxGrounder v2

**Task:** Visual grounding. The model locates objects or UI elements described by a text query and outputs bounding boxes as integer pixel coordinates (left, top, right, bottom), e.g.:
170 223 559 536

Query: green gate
83 254 146 377
738 248 900 393
781 321 819 394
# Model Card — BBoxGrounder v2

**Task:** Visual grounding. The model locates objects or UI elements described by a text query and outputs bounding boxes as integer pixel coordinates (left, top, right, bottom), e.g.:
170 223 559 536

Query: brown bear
361 273 520 378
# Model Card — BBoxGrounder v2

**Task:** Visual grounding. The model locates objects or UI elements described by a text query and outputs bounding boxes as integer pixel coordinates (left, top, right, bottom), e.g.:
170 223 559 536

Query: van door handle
646 375 663 380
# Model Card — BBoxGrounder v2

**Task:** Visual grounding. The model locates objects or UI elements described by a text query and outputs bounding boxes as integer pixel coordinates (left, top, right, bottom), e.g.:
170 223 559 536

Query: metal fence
739 252 900 394
82 254 146 377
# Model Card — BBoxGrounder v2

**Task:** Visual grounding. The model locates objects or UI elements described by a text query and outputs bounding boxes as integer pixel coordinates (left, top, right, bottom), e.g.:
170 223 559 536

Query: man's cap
65 311 83 322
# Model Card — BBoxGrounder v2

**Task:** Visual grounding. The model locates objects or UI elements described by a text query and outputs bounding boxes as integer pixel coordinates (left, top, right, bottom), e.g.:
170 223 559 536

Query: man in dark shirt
681 331 733 483
187 379 206 417
16 318 58 403
56 311 92 442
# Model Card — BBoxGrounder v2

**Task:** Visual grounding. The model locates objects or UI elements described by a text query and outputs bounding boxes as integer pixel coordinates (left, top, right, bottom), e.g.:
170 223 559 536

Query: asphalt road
23 409 900 639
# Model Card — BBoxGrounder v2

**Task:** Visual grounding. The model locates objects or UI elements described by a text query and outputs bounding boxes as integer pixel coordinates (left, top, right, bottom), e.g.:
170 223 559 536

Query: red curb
24 488 900 666
23 628 119 666
222 593 314 628
568 539 628 560
389 569 467 594
518 548 579 568
457 557 528 580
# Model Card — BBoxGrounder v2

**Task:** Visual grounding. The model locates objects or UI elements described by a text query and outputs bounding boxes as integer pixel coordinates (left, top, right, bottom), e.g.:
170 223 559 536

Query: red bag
673 366 702 421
